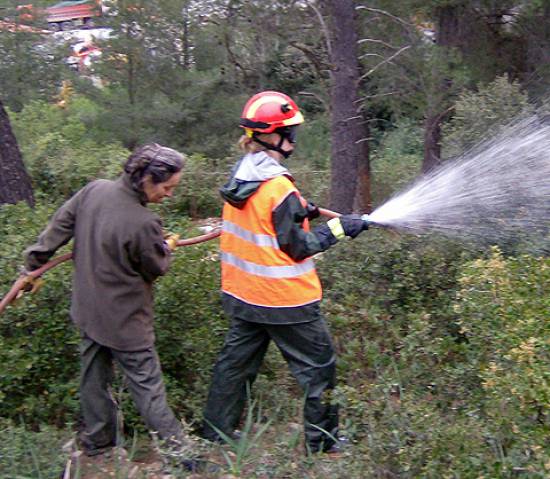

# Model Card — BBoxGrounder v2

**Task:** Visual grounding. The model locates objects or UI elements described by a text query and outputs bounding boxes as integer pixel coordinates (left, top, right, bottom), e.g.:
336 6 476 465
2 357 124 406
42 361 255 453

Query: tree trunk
354 132 371 213
422 3 465 173
522 2 550 96
324 0 370 213
0 98 34 207
423 108 443 173
182 3 191 69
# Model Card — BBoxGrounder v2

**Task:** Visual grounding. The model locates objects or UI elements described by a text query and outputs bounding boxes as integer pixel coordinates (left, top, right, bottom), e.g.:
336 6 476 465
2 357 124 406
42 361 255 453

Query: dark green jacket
24 175 171 351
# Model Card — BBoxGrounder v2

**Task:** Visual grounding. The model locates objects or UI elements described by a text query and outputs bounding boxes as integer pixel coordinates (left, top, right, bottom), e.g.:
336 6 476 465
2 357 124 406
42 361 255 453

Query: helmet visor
277 125 299 144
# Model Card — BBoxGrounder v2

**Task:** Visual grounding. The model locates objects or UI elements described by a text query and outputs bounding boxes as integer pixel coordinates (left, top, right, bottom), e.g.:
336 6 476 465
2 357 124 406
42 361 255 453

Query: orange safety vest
221 175 322 308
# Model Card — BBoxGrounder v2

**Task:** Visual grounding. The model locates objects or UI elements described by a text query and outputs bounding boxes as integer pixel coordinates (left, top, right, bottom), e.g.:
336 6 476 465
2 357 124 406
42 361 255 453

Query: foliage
1 1 550 476
442 76 533 158
316 235 549 477
370 118 424 204
84 1 252 154
164 153 226 219
0 201 80 426
1 193 549 477
355 1 469 124
0 18 65 112
292 115 331 170
454 249 550 474
165 73 247 159
0 418 71 478
285 115 332 207
152 230 225 421
207 391 274 476
11 99 128 200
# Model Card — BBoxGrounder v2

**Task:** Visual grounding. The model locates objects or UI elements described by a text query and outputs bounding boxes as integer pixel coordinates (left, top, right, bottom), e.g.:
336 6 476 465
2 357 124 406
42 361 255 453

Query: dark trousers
79 335 183 455
202 317 339 452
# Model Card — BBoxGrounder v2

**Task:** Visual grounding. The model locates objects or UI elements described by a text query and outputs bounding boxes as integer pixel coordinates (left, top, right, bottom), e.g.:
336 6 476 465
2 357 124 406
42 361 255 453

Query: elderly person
23 144 192 463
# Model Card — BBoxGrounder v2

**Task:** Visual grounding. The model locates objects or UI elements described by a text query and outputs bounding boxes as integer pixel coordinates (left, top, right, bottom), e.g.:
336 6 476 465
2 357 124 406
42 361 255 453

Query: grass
1 396 549 478
205 385 275 476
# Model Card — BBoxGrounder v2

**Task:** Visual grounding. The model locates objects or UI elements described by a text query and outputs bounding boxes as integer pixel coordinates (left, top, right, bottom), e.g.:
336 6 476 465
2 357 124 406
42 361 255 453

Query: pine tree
0 98 34 207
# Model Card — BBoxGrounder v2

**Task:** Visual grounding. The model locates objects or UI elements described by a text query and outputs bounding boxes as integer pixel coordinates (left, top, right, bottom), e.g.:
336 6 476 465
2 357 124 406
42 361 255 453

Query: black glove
339 214 369 238
305 201 320 220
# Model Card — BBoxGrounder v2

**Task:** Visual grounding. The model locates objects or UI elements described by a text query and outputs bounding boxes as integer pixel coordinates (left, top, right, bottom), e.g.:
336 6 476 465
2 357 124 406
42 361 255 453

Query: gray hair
124 143 185 190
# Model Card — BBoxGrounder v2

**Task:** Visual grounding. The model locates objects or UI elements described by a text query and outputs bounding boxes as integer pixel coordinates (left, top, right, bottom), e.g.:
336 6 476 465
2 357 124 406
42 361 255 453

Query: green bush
11 98 236 218
0 202 79 427
0 419 71 479
0 201 226 428
166 154 227 219
2 115 548 476
370 119 423 205
2 196 549 477
11 100 128 200
316 234 549 477
454 249 550 474
442 76 533 158
153 233 225 420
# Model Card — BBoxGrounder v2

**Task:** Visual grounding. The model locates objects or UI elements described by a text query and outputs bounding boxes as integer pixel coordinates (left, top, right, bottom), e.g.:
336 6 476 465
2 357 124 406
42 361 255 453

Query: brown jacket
24 175 171 351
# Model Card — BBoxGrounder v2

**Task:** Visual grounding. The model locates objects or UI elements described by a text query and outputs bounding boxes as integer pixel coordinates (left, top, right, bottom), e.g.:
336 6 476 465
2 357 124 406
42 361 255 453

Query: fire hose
0 208 346 315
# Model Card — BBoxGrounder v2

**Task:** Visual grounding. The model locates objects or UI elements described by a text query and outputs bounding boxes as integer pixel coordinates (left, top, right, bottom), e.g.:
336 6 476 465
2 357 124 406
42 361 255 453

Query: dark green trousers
79 335 183 455
202 317 338 452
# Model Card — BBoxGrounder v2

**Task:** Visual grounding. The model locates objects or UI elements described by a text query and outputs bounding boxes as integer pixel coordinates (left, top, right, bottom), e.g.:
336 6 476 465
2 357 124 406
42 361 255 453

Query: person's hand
16 269 44 299
305 201 320 220
328 215 369 240
164 232 180 251
340 214 369 238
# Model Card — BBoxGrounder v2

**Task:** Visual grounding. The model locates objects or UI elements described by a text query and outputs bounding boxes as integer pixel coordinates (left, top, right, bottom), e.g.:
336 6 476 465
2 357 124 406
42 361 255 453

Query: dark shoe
324 435 351 458
308 436 350 457
77 436 117 457
322 443 344 458
83 443 118 457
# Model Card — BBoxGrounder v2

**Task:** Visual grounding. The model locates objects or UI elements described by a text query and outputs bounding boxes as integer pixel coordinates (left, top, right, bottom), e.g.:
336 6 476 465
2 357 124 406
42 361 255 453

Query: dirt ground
61 442 226 479
60 420 347 478
62 447 164 478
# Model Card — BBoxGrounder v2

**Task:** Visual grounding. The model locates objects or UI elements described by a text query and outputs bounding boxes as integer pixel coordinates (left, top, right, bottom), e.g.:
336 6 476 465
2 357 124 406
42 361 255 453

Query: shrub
11 100 128 200
153 233 225 420
442 76 533 158
0 201 226 428
0 202 79 427
0 419 71 478
454 249 550 474
370 119 423 205
166 154 227 219
312 232 549 477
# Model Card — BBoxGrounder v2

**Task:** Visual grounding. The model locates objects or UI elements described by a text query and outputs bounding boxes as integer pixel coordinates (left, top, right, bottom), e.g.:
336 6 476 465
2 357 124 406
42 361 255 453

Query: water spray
364 113 550 250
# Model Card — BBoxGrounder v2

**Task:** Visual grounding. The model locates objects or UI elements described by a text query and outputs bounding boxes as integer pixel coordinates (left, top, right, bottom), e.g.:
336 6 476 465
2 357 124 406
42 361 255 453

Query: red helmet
239 91 304 134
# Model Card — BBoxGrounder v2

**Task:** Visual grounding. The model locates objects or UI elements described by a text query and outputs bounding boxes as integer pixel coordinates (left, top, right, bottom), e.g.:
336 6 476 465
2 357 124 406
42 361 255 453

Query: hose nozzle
361 214 372 228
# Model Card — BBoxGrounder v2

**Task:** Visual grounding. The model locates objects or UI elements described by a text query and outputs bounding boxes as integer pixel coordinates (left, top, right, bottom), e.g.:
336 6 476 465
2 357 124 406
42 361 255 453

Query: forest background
0 1 548 478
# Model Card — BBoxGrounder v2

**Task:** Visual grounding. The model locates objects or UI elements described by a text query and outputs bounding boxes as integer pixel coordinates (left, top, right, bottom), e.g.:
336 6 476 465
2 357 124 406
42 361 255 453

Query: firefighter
22 144 201 470
202 91 369 453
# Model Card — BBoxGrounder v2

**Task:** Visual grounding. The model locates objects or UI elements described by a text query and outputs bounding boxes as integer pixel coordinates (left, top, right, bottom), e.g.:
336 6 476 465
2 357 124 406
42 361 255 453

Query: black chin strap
252 133 293 159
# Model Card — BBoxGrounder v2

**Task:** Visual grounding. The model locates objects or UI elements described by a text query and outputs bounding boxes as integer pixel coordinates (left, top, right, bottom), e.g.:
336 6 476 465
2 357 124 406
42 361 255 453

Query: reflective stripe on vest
223 220 280 248
221 175 322 308
221 251 316 278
